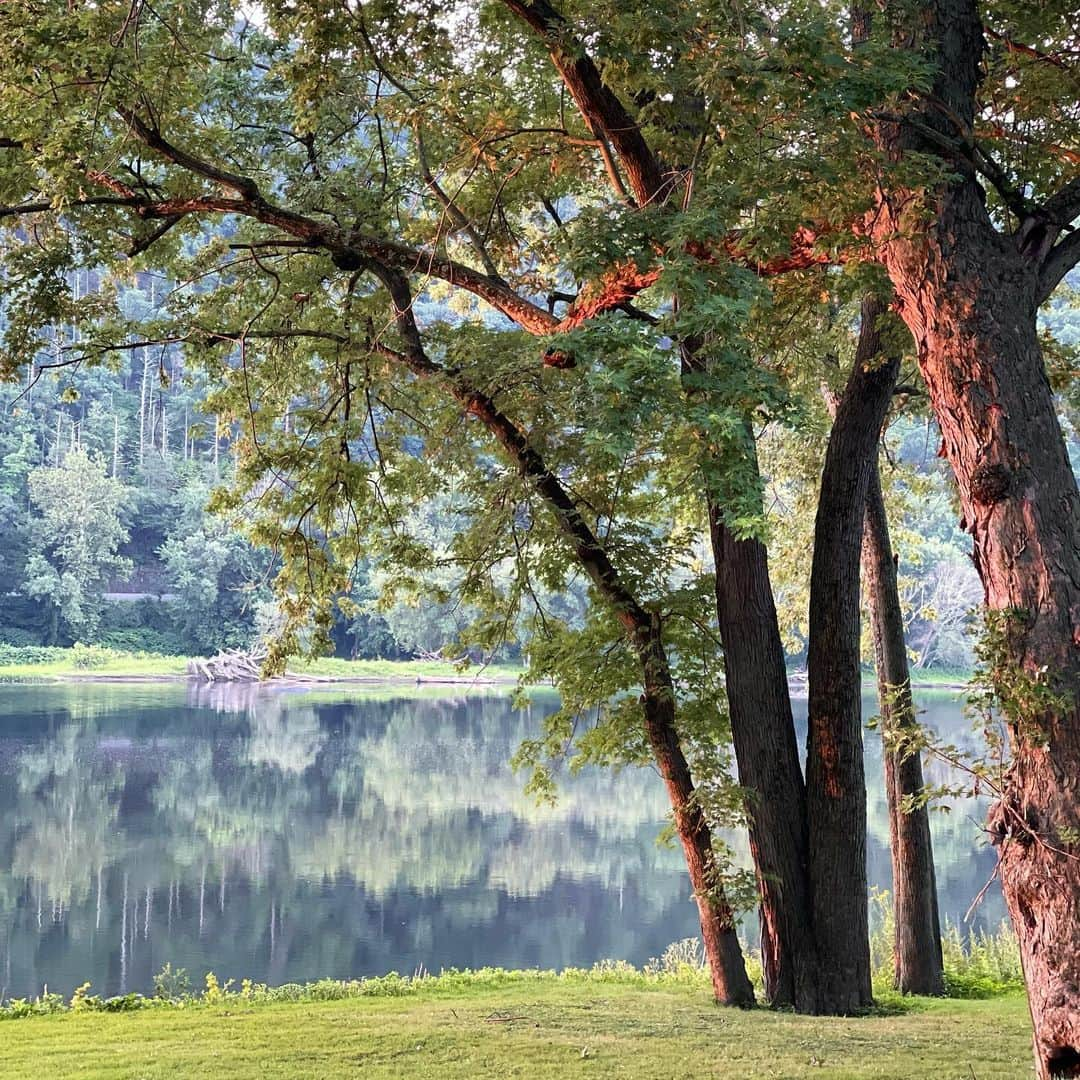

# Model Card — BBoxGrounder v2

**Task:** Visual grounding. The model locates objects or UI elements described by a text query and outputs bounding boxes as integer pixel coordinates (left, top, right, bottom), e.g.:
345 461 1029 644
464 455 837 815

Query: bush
869 889 1022 997
153 963 191 1002
0 644 70 666
96 627 186 655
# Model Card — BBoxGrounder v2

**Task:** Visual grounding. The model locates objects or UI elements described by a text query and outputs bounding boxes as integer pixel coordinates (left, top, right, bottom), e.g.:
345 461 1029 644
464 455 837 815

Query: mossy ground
0 980 1032 1079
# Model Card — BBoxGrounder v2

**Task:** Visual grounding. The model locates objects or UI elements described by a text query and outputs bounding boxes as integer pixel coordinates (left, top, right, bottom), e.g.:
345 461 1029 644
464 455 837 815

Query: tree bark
870 0 1080 1064
863 454 945 995
710 499 820 1012
805 295 898 1013
876 191 1080 1075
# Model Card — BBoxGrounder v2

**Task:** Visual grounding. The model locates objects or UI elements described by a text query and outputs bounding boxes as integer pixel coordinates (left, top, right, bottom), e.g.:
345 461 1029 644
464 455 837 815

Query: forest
0 1 1078 1077
7 268 1064 667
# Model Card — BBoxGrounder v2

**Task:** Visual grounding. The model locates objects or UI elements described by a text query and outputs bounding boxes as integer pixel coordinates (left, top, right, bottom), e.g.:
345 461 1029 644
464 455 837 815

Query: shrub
153 964 191 1002
0 644 70 666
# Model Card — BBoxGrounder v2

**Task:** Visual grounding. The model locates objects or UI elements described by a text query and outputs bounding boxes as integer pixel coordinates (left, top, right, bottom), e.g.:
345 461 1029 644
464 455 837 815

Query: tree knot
970 462 1012 506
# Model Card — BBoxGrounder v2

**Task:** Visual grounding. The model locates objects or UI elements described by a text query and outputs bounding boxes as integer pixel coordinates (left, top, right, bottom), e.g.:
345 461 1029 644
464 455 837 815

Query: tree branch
1026 177 1080 300
414 124 504 280
499 0 667 206
1037 228 1080 304
117 105 260 200
363 257 651 634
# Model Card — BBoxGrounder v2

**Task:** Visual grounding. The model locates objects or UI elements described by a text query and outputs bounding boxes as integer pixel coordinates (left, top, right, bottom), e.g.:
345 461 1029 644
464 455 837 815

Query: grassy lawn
0 982 1033 1080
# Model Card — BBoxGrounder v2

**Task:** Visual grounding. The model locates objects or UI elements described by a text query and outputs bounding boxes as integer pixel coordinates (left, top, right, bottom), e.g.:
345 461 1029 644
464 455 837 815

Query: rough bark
876 193 1080 1074
872 0 1080 1068
863 454 945 995
682 330 819 1010
710 498 820 1012
806 295 898 1013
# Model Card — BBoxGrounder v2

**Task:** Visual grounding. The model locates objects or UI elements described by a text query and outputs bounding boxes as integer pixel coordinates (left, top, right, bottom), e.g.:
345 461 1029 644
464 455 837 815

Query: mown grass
0 974 1032 1080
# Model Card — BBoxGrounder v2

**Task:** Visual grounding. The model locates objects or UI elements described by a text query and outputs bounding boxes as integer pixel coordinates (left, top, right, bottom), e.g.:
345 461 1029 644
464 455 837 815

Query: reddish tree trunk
805 295 899 1012
863 455 945 995
876 187 1080 1073
869 0 1080 1060
710 504 820 1012
634 615 756 1007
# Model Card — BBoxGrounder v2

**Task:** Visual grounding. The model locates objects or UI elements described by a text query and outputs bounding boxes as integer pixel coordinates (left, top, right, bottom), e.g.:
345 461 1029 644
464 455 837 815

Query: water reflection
0 683 1004 998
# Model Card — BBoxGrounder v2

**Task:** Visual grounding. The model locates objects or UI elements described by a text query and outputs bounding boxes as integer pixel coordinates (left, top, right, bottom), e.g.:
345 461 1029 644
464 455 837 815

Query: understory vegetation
0 920 1024 1023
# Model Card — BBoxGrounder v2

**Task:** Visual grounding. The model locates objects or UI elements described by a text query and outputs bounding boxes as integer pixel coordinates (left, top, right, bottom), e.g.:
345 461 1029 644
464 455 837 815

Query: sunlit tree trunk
872 0 1080 1047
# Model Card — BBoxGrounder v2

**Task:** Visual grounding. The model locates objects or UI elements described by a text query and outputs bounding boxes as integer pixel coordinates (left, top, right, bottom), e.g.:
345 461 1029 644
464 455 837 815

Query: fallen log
188 648 268 683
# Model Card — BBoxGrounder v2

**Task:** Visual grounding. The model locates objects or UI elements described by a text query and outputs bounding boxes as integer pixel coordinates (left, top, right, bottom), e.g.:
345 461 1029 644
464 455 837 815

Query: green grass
3 646 970 692
286 656 524 682
0 648 189 681
0 977 1032 1079
0 645 524 684
907 668 972 689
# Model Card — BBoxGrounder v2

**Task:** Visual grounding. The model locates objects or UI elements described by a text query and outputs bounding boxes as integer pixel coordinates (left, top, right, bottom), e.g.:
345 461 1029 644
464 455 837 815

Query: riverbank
0 646 972 692
0 646 523 685
0 972 1030 1079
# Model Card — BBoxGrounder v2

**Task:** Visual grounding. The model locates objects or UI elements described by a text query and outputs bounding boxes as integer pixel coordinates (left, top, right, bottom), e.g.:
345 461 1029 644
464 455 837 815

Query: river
0 682 1005 998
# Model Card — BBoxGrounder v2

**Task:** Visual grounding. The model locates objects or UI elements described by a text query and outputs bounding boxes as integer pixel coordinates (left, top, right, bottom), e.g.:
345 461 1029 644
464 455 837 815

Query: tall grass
868 889 1022 998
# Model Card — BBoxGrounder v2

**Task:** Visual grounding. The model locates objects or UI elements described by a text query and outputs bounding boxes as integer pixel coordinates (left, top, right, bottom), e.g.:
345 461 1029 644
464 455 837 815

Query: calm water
0 682 1005 998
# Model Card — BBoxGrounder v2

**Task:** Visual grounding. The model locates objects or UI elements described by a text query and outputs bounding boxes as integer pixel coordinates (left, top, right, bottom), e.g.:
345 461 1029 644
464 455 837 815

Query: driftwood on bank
186 648 501 686
187 648 267 683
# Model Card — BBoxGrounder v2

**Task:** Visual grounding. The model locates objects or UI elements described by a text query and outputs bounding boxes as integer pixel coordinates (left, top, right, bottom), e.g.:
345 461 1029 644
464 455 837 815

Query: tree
804 294 901 1011
158 475 270 654
864 2 1080 1069
24 447 131 641
0 0 821 1009
863 451 944 996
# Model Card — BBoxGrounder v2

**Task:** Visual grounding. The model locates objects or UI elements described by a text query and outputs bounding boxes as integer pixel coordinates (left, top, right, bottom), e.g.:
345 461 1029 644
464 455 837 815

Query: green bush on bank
0 644 72 666
0 642 175 671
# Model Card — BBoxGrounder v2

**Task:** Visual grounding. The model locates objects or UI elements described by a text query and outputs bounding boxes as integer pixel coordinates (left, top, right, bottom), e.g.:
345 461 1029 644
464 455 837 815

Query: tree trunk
710 502 820 1012
805 295 898 1013
875 186 1080 1075
863 454 944 995
634 615 757 1007
680 324 819 1009
138 348 150 467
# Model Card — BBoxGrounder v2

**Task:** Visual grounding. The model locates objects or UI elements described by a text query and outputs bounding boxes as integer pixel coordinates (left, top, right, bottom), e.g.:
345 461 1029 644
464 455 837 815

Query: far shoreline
0 649 971 694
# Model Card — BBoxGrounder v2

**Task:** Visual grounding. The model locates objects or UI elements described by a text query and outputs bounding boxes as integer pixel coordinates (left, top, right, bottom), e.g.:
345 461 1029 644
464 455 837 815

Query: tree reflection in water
0 683 1005 998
